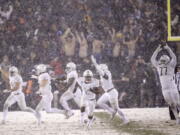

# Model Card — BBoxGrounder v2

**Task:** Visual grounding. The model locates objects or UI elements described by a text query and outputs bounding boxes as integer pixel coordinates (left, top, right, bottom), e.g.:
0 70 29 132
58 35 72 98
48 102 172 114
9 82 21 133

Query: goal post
167 0 180 41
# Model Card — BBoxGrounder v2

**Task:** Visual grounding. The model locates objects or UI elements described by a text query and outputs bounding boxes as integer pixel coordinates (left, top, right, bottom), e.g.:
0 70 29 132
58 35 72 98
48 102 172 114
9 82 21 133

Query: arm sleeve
96 65 105 76
151 47 159 67
166 46 177 67
91 55 105 76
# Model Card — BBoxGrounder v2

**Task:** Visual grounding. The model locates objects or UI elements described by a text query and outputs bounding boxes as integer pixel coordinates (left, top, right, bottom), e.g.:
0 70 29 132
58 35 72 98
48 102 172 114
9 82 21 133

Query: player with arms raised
151 44 180 124
91 56 129 124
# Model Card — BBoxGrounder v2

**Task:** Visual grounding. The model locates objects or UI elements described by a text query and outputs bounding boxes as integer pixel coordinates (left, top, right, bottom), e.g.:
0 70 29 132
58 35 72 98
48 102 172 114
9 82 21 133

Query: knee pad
80 106 85 112
88 115 93 120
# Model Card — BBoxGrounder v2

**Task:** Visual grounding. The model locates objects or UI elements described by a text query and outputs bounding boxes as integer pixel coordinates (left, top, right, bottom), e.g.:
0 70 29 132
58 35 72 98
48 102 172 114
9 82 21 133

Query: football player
34 64 64 125
78 69 102 128
169 65 180 120
59 62 81 119
151 44 180 124
175 65 180 92
2 66 39 124
91 56 129 124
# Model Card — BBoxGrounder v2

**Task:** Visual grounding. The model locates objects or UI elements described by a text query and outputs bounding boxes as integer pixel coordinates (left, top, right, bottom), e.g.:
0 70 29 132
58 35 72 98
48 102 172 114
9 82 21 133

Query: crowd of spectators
0 0 180 110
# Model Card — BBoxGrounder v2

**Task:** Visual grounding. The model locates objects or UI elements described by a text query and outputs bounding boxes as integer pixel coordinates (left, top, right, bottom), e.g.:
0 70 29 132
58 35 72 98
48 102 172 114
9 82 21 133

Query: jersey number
160 67 167 76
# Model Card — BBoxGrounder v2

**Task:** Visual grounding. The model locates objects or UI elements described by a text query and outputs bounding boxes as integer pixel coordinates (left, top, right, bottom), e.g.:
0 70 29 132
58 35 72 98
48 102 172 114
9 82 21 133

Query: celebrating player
91 56 129 124
151 44 180 124
2 66 39 124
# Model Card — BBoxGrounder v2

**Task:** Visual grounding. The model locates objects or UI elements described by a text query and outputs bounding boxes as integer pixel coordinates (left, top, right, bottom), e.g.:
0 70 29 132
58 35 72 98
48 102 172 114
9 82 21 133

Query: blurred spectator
0 55 10 89
113 41 121 58
50 57 64 75
61 28 76 58
92 39 104 63
0 0 179 109
75 31 88 58
0 5 13 22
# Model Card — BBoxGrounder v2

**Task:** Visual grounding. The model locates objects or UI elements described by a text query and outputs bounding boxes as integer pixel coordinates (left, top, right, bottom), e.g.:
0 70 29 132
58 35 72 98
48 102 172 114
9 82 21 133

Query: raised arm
91 55 104 76
69 29 76 42
123 36 139 45
164 44 177 66
60 28 71 43
75 31 81 43
151 45 162 67
81 32 87 42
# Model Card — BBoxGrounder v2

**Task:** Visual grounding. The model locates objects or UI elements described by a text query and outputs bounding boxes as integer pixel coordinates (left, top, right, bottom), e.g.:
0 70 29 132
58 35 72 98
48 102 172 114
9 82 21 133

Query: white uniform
151 45 180 124
156 64 180 107
3 74 37 123
36 72 63 119
96 68 128 123
60 71 81 113
78 77 99 117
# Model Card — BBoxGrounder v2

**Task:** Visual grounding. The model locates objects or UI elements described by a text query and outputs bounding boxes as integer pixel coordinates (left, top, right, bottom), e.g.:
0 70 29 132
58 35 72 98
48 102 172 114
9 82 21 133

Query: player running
2 66 39 124
33 64 64 125
91 56 129 124
151 44 180 124
59 62 82 119
78 69 102 128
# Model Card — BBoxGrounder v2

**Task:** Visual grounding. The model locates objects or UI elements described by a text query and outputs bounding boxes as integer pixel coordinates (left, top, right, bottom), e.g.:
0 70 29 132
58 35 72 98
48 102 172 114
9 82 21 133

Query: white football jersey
67 70 78 92
78 77 99 99
100 70 114 92
38 72 52 95
156 63 177 90
9 74 23 92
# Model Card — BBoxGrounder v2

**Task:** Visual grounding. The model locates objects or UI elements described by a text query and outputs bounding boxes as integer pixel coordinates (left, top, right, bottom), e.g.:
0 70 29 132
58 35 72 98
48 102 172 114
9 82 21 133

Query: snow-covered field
0 108 179 135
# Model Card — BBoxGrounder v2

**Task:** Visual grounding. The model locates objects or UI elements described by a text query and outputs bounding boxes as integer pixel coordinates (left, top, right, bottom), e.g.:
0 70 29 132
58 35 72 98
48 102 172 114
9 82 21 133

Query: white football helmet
65 62 76 73
83 70 93 77
36 64 47 75
99 64 108 71
9 66 18 76
83 70 93 83
159 55 170 65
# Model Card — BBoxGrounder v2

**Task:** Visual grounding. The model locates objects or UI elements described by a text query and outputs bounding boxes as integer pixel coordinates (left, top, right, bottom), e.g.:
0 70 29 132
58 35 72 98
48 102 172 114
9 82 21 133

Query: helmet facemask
10 71 16 77
65 66 72 74
84 75 92 83
9 66 18 77
159 55 170 65
83 70 93 83
36 64 47 75
65 62 76 74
